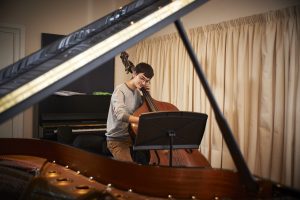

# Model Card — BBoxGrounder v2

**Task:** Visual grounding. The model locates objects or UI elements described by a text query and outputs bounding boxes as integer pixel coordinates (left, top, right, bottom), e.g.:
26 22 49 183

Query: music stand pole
168 130 176 167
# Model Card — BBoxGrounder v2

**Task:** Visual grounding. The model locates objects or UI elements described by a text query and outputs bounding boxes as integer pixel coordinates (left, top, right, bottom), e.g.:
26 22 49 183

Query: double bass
120 51 211 167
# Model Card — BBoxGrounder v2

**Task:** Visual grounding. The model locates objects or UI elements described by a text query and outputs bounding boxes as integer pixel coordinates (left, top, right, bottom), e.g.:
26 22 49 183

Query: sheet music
54 90 86 96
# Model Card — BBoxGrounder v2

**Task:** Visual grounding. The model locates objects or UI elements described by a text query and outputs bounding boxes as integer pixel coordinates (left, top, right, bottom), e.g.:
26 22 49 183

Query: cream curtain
131 5 300 189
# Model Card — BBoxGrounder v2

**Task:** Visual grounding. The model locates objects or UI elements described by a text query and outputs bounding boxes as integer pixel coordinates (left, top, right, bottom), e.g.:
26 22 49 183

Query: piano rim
0 138 278 199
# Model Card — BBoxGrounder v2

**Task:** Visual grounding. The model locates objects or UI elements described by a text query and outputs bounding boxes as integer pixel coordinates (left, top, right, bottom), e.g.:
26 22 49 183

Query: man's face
134 73 151 89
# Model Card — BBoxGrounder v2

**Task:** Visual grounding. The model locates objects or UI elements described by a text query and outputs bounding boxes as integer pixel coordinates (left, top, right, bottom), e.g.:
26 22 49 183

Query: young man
105 62 154 162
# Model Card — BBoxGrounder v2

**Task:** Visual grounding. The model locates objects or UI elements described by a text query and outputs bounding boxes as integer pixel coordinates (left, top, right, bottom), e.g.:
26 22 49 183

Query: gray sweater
106 83 142 140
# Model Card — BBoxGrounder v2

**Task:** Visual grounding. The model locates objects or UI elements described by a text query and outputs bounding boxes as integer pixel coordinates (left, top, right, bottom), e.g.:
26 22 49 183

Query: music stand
133 111 208 167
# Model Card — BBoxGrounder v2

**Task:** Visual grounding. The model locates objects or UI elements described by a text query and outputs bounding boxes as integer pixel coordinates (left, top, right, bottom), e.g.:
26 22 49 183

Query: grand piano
0 0 299 199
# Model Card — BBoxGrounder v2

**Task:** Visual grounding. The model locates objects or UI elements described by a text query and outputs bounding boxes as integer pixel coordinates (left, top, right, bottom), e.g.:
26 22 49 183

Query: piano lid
0 0 208 123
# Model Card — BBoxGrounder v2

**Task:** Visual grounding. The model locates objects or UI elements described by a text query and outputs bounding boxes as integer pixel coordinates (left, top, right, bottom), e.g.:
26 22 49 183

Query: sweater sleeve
111 89 130 122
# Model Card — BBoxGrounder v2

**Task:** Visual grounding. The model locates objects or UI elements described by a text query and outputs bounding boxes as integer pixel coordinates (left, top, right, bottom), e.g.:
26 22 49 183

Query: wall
0 0 131 54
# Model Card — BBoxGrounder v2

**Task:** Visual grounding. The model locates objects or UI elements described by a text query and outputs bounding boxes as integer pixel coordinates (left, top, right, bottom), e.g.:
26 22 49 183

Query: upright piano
0 0 299 199
38 94 110 138
37 94 112 156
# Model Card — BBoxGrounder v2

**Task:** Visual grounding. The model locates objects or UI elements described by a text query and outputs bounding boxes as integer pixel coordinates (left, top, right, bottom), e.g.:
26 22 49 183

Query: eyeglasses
138 74 151 84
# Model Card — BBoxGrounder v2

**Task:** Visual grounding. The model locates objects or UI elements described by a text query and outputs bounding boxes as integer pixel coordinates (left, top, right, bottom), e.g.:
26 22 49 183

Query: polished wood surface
0 138 275 199
0 154 161 199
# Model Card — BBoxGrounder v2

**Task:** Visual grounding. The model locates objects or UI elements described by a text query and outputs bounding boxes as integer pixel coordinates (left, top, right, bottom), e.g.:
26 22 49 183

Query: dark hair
134 62 154 79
